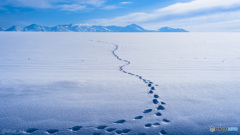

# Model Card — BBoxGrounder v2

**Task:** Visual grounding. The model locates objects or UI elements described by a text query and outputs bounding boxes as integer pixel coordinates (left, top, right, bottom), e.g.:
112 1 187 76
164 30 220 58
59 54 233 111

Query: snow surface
0 32 240 135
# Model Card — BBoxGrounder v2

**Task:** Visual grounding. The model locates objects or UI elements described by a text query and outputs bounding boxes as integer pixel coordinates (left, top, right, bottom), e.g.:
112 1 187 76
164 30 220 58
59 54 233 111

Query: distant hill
158 27 188 32
5 26 23 31
23 24 49 31
0 27 6 31
2 24 188 32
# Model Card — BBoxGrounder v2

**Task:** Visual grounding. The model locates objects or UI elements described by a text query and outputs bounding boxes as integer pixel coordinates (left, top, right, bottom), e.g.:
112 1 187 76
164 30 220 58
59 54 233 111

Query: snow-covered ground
0 32 240 135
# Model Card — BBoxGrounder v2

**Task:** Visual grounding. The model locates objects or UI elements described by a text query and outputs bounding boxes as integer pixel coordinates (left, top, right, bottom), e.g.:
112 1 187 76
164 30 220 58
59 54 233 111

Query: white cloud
0 0 107 10
138 9 240 32
102 5 119 10
157 0 240 14
59 4 87 11
92 0 240 31
79 0 106 7
2 0 56 9
120 2 132 5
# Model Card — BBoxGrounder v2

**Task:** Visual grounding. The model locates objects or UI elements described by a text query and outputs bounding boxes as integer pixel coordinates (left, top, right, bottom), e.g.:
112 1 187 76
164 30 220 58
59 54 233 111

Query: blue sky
1 0 240 31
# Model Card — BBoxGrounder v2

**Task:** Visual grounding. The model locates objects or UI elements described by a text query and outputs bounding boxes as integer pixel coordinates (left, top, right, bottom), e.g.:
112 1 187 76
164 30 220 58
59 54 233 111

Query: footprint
157 105 165 110
97 126 107 129
106 128 116 132
122 129 131 133
70 126 82 131
156 112 162 116
154 94 159 98
149 90 153 94
114 119 126 124
93 132 101 135
153 99 159 104
143 79 148 83
163 119 170 123
25 128 38 133
139 76 142 79
134 116 143 119
144 123 152 128
115 130 122 134
153 123 160 126
161 102 166 105
46 129 59 134
151 87 155 90
143 109 152 113
148 84 152 87
160 129 167 134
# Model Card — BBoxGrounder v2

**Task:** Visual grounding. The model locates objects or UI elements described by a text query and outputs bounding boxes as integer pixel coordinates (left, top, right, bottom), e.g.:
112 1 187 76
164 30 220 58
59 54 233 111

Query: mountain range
0 24 188 32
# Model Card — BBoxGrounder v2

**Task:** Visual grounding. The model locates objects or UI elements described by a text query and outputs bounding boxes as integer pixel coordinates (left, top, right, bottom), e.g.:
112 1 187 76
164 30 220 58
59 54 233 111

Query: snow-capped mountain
158 26 188 32
51 24 72 32
5 26 23 31
2 24 188 32
122 24 147 32
0 27 6 31
23 24 50 31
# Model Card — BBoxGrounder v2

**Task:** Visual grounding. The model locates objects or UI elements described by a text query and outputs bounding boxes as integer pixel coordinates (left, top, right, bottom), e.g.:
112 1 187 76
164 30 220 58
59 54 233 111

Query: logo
210 127 215 132
210 126 238 132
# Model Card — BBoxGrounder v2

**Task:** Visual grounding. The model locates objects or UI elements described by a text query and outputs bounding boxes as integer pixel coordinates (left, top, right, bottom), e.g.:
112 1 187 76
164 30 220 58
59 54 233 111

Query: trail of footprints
23 40 170 135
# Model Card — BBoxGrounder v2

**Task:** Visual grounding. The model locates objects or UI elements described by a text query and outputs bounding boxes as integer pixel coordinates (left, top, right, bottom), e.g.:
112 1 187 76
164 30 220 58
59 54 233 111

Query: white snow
0 32 240 135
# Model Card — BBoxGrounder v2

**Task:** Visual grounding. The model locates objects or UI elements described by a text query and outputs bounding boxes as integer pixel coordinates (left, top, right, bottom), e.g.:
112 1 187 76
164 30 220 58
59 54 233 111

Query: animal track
25 128 38 133
70 126 82 131
157 105 165 110
104 41 170 134
17 41 170 135
151 87 155 90
115 130 122 134
153 123 160 126
122 129 131 133
46 129 59 134
163 119 170 123
114 119 126 124
156 112 162 116
23 40 169 135
134 116 143 119
97 125 107 129
143 109 152 113
144 123 152 128
106 128 117 132
149 90 153 94
153 99 159 104
160 129 168 134
115 129 131 134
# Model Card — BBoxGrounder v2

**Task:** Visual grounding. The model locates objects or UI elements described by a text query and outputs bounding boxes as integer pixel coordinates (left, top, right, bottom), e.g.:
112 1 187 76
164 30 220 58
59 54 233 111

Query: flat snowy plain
0 32 240 135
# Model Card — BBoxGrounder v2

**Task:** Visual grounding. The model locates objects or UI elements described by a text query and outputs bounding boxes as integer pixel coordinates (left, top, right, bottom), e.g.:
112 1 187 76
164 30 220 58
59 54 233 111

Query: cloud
59 4 87 11
157 0 240 14
102 5 119 10
80 0 106 7
0 0 107 10
92 0 240 31
120 2 132 5
1 0 56 9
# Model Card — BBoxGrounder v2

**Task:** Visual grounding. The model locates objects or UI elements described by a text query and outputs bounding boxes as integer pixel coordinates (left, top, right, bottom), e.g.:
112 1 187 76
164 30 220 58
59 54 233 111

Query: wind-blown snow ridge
22 40 170 135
